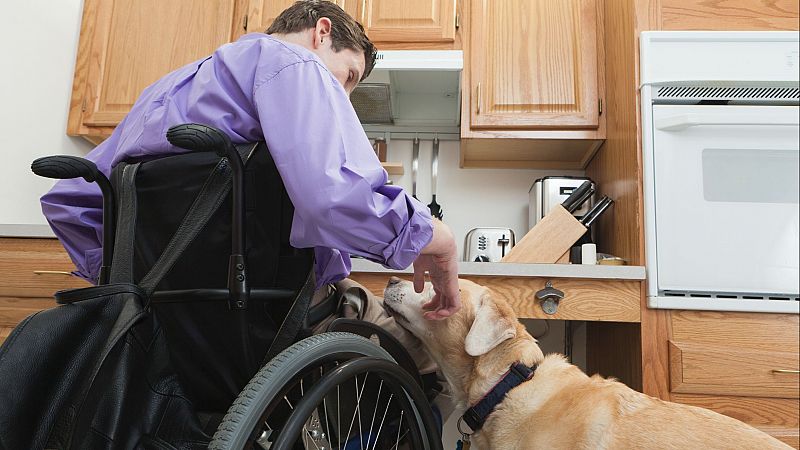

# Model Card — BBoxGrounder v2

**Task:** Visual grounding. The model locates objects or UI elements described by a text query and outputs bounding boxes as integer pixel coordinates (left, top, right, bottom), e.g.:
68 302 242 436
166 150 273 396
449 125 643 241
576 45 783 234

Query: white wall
386 139 583 258
0 0 94 236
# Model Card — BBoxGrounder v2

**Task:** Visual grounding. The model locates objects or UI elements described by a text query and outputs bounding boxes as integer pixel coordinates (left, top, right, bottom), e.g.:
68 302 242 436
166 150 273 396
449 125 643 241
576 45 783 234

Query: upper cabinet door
77 0 237 129
360 0 457 43
469 0 600 130
246 1 359 34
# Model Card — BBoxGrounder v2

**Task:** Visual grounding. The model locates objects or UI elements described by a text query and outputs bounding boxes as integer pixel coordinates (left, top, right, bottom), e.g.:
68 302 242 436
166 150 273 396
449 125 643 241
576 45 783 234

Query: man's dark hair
267 0 377 81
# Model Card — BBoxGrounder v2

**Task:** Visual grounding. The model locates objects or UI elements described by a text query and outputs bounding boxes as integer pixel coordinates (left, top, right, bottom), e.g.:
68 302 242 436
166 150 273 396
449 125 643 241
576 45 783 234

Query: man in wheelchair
41 0 461 320
0 1 460 449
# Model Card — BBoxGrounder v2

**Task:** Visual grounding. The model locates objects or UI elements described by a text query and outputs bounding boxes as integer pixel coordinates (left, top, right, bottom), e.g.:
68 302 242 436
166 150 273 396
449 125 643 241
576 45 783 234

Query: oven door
651 104 799 296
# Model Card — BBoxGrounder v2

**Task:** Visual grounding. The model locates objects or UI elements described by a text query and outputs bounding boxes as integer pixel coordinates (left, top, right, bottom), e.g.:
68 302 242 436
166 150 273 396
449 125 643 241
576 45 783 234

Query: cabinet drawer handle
33 270 73 276
476 82 482 115
771 369 800 374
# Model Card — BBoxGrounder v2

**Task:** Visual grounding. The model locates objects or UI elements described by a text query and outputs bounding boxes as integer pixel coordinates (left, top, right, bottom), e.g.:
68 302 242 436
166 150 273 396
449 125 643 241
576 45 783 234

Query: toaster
528 176 595 229
464 228 515 262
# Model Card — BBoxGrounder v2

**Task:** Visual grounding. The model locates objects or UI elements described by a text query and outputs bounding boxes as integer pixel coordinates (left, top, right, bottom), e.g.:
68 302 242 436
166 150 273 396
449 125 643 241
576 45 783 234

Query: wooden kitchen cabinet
459 0 606 169
469 0 600 130
245 0 359 34
67 0 247 142
0 238 90 346
359 0 457 45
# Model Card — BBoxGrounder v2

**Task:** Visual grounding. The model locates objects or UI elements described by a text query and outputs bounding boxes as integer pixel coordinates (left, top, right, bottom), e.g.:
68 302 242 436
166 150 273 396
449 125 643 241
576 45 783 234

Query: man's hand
413 220 461 320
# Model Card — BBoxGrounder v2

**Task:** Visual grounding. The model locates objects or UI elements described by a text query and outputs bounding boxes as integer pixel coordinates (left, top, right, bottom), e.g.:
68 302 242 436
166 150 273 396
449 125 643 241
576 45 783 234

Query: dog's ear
464 291 516 357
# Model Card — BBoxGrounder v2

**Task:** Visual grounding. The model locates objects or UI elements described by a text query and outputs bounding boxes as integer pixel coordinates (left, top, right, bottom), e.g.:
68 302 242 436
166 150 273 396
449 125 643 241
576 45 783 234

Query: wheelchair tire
209 332 395 450
272 357 442 450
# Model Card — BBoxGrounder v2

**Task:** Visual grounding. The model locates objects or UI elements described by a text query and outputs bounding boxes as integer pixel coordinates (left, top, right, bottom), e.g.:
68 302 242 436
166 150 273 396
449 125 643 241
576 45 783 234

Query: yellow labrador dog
383 277 790 450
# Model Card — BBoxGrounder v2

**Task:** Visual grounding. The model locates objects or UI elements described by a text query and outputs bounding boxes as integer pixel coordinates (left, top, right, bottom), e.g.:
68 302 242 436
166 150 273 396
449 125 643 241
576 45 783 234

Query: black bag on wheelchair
0 142 315 449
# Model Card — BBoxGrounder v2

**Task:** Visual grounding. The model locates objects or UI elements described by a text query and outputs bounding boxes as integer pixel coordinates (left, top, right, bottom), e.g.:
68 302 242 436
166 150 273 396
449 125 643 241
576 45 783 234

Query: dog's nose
387 276 402 286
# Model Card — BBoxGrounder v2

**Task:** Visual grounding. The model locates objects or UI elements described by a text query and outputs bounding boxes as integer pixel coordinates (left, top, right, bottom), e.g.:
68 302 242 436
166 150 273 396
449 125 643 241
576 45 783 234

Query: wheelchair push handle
166 123 234 158
31 155 116 285
166 123 250 310
32 155 104 183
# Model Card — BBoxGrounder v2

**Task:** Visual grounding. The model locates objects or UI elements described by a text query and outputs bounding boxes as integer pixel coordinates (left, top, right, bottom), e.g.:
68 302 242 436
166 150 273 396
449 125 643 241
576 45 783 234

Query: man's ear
464 292 516 357
312 17 333 48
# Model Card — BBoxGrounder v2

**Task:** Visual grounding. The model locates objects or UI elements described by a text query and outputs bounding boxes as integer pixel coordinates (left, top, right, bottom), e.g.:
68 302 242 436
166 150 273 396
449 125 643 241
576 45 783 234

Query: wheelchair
24 124 443 450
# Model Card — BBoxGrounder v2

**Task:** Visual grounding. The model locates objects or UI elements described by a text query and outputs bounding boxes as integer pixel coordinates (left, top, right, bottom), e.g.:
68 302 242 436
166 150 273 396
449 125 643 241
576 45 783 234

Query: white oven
641 32 799 313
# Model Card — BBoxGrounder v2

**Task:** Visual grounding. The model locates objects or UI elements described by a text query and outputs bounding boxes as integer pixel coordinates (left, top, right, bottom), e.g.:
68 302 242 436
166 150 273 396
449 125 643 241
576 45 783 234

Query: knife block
501 205 587 264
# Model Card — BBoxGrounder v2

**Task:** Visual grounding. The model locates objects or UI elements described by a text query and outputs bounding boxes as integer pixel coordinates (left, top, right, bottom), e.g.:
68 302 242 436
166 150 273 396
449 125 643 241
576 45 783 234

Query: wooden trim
585 0 642 265
349 273 641 322
459 138 604 169
66 0 99 136
641 307 671 398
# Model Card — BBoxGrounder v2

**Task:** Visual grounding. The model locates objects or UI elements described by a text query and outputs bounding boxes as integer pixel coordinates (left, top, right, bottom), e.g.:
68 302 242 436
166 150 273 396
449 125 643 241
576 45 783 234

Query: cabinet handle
771 369 800 374
33 270 73 276
476 83 482 115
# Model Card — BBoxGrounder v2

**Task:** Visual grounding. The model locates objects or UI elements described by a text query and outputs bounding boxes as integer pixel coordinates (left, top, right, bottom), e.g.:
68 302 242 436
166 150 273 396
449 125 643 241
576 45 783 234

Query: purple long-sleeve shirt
42 33 433 287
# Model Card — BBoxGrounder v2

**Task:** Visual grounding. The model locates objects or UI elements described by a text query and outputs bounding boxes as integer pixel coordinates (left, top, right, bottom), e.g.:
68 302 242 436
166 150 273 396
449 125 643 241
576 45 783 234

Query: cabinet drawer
669 340 800 398
349 273 641 322
671 310 799 350
0 238 90 298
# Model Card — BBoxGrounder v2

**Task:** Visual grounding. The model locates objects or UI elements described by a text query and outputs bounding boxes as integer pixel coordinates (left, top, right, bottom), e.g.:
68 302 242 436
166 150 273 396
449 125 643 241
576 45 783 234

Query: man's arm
253 60 433 269
413 219 461 319
40 177 104 283
253 58 460 318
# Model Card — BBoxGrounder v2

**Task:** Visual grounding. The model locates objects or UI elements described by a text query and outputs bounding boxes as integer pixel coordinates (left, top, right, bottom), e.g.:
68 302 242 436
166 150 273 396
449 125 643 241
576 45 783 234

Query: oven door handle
655 113 799 131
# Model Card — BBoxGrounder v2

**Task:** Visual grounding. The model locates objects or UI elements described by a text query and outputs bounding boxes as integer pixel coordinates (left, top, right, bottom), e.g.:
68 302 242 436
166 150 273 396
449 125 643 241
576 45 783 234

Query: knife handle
582 197 614 227
562 181 592 213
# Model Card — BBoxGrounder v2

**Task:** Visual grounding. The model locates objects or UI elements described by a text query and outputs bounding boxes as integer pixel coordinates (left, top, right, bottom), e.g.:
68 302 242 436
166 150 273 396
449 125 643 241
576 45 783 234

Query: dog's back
487 355 791 449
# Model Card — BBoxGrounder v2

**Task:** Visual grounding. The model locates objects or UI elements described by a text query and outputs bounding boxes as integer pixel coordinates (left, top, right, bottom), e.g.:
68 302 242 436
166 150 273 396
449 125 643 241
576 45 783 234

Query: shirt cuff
381 199 434 270
72 247 102 285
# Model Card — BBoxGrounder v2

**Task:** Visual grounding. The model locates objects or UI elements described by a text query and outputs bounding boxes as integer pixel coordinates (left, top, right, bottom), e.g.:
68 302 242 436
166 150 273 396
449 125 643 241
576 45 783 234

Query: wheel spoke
323 390 332 450
392 410 404 450
356 376 364 450
366 380 383 447
370 393 394 450
342 373 370 449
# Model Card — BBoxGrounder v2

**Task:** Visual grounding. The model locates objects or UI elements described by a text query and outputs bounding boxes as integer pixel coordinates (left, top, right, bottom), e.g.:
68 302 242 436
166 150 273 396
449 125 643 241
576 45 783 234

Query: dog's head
383 277 542 400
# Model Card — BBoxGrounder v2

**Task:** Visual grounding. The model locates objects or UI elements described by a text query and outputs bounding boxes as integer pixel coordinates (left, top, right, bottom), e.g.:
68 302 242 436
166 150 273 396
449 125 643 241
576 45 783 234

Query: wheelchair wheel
271 356 442 450
209 332 413 450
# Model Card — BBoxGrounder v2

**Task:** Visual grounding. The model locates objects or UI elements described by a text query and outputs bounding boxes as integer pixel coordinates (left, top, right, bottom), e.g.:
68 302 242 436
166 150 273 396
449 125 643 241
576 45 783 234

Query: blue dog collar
461 362 537 432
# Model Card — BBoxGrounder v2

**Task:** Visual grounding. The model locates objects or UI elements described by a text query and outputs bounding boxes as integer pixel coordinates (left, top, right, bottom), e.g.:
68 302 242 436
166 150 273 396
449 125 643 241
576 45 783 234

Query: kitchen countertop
351 258 646 280
0 224 56 238
0 231 646 281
